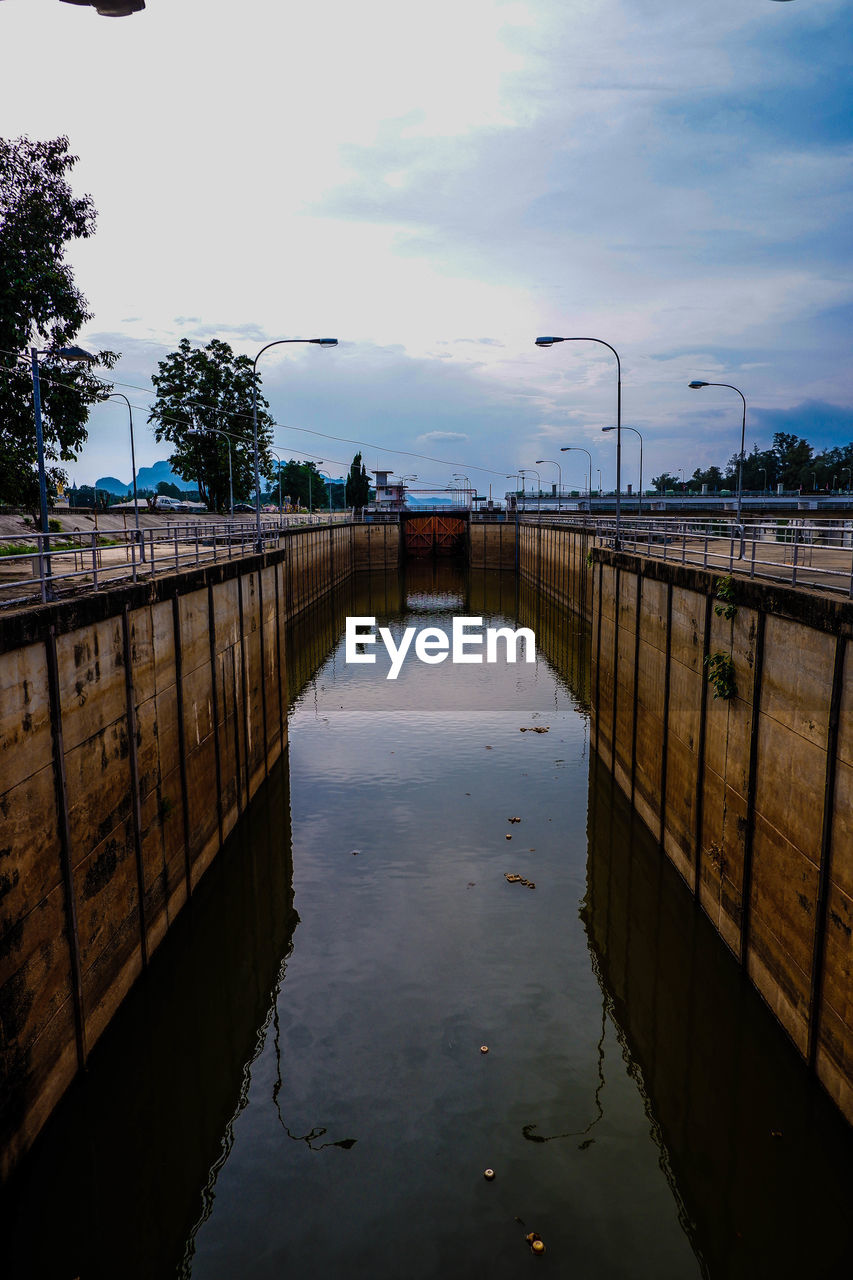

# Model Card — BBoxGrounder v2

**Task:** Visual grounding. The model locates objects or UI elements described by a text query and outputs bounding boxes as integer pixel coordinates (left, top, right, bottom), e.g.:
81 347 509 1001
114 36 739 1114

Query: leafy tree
772 431 813 490
690 465 726 492
651 472 679 492
0 136 117 519
148 338 275 512
270 459 328 510
345 452 371 508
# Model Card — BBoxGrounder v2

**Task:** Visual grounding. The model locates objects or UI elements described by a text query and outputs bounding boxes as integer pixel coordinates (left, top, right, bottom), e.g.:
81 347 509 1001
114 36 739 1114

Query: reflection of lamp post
27 343 96 598
689 379 746 551
602 426 643 515
535 459 562 511
251 337 337 550
538 335 623 544
559 446 593 503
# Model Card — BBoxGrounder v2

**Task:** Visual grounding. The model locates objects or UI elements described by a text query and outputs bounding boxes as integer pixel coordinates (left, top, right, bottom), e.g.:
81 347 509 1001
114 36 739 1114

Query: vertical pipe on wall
44 626 88 1070
237 576 251 797
171 593 193 897
257 570 269 780
207 581 224 849
739 610 766 969
274 561 285 755
658 582 673 846
692 593 713 899
629 573 641 805
121 606 149 969
808 633 847 1068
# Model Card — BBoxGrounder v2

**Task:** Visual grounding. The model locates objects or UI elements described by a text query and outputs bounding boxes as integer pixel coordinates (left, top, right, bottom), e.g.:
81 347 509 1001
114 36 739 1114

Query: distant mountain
94 460 196 494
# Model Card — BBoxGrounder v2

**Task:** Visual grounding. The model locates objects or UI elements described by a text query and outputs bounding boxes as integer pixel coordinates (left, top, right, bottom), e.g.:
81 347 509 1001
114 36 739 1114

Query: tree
345 452 371 508
772 432 813 490
269 459 328 510
651 472 679 493
148 338 275 512
0 136 117 518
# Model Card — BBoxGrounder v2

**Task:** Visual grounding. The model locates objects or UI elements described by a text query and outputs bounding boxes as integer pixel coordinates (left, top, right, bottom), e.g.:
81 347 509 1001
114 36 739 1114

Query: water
2 564 852 1278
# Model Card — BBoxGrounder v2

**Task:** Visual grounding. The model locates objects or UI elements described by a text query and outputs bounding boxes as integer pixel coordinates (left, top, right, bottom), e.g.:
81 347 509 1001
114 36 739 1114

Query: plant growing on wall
705 651 737 700
714 575 737 620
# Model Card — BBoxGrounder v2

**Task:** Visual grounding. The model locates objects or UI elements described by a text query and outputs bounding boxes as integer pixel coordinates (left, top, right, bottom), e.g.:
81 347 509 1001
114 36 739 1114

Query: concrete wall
518 520 594 622
0 520 399 1180
588 549 853 1125
469 520 516 569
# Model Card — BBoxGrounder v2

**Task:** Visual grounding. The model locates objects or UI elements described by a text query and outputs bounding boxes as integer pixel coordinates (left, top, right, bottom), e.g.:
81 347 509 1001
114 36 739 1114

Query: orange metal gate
403 514 468 558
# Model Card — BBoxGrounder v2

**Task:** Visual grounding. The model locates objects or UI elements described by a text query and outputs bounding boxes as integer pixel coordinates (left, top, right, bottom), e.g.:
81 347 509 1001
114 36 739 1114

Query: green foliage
705 651 737 700
0 136 118 517
148 338 274 513
345 452 371 509
47 518 62 532
0 541 37 557
713 575 737 619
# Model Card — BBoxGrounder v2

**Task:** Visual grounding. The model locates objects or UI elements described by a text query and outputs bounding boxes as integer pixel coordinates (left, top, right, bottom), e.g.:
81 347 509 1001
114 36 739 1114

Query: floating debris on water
519 726 550 733
507 816 521 823
505 873 536 889
484 1168 495 1180
480 1045 489 1054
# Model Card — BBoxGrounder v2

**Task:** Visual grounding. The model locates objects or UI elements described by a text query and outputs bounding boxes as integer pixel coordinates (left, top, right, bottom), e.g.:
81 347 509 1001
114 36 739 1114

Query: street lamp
535 459 562 512
520 467 540 512
688 379 747 551
559 447 593 506
597 468 602 497
26 343 97 598
537 335 623 544
99 391 144 555
759 467 767 496
268 448 285 516
601 426 643 515
188 423 234 517
251 337 337 551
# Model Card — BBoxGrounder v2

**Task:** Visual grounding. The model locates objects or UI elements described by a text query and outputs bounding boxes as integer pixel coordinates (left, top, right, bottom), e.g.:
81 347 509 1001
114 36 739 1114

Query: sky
1 0 851 494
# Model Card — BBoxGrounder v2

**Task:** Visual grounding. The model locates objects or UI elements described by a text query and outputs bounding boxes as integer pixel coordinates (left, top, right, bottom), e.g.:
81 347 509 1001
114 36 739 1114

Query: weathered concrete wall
0 520 398 1180
518 520 594 622
589 549 853 1125
469 520 516 569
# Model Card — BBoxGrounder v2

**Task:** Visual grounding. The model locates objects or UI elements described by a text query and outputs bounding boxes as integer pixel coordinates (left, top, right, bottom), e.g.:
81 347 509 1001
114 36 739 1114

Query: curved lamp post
559 446 593 505
602 426 643 516
520 467 541 513
537 336 622 544
99 391 144 555
689 379 746 552
26 343 97 598
535 459 562 512
251 338 337 551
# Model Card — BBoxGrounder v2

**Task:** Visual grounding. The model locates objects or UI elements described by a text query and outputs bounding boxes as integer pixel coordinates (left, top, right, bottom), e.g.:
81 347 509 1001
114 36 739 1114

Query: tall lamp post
688 379 746 552
559 446 593 507
535 458 562 512
520 467 540 513
537 336 622 545
100 391 144 556
251 338 337 551
602 426 643 516
26 343 97 598
188 423 234 517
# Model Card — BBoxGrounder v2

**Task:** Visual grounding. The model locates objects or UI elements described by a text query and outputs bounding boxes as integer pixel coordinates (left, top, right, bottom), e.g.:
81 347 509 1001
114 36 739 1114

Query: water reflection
1 567 850 1280
585 753 853 1278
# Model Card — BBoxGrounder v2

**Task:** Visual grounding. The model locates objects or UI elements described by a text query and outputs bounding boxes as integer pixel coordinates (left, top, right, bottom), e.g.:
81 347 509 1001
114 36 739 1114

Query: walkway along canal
0 524 852 1275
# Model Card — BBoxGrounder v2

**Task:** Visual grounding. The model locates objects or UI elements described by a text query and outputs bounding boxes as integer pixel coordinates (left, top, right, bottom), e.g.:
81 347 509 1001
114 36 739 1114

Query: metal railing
526 514 853 597
0 513 352 609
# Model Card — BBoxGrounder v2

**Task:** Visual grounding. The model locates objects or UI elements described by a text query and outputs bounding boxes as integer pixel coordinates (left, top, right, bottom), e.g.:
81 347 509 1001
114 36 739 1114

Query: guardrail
527 514 853 597
0 514 351 609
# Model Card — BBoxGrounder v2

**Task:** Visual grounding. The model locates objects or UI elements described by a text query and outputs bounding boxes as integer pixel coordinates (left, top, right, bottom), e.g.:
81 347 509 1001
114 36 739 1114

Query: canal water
2 564 853 1278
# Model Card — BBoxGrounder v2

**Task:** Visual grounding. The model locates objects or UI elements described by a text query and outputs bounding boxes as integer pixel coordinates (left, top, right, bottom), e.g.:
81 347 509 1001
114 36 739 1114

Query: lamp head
57 345 96 363
688 380 709 389
601 426 616 432
312 338 338 347
535 336 560 347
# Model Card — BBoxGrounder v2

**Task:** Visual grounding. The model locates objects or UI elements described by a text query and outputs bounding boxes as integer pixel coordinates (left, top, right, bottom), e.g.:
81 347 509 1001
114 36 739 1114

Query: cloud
417 431 470 443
